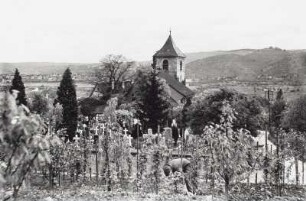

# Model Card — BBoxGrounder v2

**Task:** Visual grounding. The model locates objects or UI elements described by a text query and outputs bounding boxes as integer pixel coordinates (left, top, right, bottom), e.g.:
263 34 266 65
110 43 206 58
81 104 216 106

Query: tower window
180 61 183 71
162 60 169 71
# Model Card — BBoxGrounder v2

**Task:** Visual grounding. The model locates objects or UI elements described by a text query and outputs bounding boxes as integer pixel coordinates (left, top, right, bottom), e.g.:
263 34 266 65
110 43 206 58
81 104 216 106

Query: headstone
148 128 153 135
163 127 172 147
143 133 148 139
125 135 133 147
184 128 190 145
147 134 154 145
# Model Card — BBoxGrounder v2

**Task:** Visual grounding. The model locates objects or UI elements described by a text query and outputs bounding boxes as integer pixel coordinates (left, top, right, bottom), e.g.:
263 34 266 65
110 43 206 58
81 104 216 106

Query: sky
0 0 305 63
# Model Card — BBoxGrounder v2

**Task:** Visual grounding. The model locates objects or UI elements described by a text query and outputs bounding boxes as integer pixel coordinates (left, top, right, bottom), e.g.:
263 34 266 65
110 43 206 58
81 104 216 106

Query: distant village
0 73 95 84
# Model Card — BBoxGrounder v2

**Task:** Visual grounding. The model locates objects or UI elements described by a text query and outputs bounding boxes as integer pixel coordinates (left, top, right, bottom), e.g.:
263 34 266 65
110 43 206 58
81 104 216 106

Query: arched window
180 61 183 71
162 60 169 71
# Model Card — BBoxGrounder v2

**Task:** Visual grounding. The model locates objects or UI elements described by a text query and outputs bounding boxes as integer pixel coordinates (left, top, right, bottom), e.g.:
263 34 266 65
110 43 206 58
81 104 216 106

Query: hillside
186 48 306 84
185 49 255 64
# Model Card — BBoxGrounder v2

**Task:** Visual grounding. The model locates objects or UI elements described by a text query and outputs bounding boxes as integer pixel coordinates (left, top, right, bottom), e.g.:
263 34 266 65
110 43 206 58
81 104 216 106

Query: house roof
153 34 186 58
158 71 194 98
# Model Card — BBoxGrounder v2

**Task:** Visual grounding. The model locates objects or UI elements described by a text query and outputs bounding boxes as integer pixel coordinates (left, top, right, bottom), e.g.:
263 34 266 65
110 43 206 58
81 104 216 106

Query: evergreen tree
135 70 170 132
10 68 27 106
271 89 286 128
54 68 78 141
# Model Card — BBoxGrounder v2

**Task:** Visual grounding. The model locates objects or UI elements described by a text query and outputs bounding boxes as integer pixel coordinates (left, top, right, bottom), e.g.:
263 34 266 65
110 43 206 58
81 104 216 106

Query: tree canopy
95 54 134 96
188 89 265 136
282 94 306 132
200 101 258 199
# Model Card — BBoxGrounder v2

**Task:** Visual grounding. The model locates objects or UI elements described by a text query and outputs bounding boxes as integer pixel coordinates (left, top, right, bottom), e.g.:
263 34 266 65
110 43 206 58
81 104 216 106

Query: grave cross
94 126 99 135
101 123 106 134
73 134 81 146
123 127 129 135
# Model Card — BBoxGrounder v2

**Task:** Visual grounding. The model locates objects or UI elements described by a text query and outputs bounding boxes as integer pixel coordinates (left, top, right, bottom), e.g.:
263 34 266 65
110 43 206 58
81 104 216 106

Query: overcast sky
0 0 305 63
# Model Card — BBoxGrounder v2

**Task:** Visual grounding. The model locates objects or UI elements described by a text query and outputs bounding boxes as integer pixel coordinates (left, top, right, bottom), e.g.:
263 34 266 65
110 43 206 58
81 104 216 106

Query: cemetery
1 2 306 200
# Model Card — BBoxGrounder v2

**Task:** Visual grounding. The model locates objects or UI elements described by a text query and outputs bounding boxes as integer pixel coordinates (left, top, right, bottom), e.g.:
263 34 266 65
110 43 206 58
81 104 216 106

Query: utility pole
264 88 274 184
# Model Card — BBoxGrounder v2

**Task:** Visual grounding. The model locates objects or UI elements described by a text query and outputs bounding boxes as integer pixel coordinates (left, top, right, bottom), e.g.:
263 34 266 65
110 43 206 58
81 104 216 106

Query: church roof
158 71 194 98
153 34 186 58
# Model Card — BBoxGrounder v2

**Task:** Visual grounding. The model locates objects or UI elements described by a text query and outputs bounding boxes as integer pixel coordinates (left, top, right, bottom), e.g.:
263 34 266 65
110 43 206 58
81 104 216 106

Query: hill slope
186 48 306 84
185 49 255 64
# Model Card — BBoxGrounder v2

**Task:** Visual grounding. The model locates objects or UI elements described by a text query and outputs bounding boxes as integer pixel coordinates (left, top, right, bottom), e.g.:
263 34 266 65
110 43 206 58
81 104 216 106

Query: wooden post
58 169 61 187
96 145 98 184
136 122 139 193
303 162 304 185
89 167 92 181
49 164 53 188
255 142 258 185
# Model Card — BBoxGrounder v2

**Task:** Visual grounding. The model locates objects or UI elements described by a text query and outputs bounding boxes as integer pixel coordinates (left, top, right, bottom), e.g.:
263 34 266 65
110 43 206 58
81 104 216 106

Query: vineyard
1 90 306 201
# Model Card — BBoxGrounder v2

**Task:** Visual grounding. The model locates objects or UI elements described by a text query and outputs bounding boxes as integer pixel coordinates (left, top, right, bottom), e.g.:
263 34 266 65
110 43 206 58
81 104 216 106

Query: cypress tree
54 68 78 141
136 70 170 132
272 89 286 128
10 69 27 106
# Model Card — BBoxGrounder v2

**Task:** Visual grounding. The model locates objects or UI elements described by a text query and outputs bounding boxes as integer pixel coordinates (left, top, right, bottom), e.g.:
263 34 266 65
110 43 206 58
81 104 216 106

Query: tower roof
154 34 186 58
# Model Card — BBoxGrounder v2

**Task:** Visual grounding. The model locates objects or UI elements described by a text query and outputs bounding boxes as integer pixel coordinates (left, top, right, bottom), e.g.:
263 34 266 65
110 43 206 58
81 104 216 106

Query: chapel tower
152 32 186 83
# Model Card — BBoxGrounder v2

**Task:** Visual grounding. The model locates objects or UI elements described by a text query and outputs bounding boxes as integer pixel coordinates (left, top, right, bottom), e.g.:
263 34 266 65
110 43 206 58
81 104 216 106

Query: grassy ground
8 184 305 201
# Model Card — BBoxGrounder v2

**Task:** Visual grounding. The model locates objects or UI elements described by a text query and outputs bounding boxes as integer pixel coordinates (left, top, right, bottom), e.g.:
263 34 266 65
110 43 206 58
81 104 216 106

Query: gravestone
147 133 154 145
124 135 133 147
159 136 167 147
163 127 172 147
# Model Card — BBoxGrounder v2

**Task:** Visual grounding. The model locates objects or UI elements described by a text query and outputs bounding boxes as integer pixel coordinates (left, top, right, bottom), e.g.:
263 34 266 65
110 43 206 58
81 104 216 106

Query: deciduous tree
188 89 264 136
282 95 306 185
95 54 134 95
0 92 61 199
200 101 259 200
